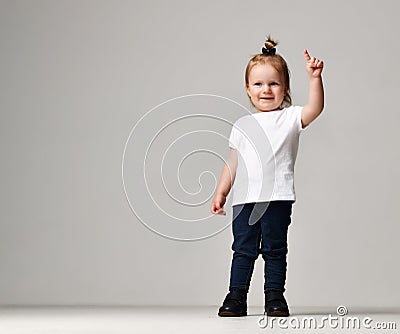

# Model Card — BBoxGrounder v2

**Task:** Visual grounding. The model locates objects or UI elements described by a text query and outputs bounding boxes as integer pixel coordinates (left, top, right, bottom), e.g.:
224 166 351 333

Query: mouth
260 97 274 101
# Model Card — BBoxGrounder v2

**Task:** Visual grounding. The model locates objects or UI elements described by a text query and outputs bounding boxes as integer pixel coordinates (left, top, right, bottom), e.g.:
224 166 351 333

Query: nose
263 84 271 93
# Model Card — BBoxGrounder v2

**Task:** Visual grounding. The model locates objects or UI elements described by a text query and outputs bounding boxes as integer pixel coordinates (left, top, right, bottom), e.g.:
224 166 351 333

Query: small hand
304 49 324 78
214 207 226 216
211 195 227 216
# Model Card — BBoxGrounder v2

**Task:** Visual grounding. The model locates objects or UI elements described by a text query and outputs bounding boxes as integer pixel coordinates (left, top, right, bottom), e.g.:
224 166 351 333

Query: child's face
246 63 287 112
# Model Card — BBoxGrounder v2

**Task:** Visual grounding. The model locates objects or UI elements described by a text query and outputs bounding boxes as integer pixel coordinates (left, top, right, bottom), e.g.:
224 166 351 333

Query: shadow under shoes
218 289 247 317
265 289 290 317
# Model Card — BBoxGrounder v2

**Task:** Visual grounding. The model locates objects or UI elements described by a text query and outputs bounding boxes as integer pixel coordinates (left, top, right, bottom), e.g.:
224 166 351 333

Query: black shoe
218 289 247 317
264 289 289 317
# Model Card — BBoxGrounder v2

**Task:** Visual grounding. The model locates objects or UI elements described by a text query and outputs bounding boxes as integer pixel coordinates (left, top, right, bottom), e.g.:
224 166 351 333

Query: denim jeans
228 201 293 293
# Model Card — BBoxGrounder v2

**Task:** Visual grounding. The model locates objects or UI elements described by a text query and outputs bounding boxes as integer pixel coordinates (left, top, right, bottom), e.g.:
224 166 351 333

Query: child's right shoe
218 288 247 317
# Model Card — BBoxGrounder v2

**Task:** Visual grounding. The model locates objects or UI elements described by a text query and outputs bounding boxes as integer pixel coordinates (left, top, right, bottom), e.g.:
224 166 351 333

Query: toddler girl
211 35 324 317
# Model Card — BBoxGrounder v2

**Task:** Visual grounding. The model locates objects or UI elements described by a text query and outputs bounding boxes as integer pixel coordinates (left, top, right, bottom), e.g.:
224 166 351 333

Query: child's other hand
304 49 324 78
211 195 227 216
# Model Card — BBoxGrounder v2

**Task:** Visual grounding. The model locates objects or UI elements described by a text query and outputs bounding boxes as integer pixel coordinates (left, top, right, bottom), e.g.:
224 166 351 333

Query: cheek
248 88 258 97
278 87 286 97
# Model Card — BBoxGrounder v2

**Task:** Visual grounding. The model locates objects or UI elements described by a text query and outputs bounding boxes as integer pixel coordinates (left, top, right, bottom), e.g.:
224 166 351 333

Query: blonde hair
245 35 292 108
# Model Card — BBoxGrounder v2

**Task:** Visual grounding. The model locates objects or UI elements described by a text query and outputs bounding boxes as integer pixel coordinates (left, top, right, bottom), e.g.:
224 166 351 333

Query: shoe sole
218 311 247 317
265 310 289 317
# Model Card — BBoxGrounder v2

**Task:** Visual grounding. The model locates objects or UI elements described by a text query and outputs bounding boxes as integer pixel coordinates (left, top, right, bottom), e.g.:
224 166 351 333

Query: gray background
1 0 399 308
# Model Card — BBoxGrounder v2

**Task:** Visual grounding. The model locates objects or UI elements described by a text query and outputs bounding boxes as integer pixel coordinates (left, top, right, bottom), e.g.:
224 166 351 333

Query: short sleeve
292 105 305 132
229 122 240 149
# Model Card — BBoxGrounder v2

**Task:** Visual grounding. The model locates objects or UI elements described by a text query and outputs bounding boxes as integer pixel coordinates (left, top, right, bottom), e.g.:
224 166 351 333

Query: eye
254 83 262 87
270 82 279 86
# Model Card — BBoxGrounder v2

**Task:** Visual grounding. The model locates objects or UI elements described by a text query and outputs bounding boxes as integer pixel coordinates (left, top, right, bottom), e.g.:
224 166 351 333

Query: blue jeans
229 201 293 293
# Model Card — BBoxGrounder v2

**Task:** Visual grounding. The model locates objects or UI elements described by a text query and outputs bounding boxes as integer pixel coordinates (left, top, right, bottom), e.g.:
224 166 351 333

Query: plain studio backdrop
0 0 399 309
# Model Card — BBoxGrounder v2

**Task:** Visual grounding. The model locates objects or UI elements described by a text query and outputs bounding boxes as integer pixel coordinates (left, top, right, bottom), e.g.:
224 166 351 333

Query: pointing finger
304 49 311 61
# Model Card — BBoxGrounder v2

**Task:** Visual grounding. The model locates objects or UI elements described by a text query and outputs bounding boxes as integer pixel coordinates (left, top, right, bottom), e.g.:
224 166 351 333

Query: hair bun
262 35 278 55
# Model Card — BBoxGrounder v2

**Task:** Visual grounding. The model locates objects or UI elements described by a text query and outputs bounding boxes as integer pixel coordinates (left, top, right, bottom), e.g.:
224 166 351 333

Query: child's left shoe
264 289 290 317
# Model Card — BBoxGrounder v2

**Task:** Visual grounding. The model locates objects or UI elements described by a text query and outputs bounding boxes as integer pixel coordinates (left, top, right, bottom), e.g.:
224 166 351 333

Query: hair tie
262 46 276 55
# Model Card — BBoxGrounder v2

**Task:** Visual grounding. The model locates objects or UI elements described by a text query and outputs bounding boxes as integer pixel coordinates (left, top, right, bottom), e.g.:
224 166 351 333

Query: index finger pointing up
304 49 311 61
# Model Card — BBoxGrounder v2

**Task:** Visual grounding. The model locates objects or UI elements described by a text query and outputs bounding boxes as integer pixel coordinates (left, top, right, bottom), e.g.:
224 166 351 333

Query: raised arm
211 148 238 215
301 49 324 128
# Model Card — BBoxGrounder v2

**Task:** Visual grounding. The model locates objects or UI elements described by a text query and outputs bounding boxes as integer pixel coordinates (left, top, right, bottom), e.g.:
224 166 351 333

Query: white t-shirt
228 105 304 206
